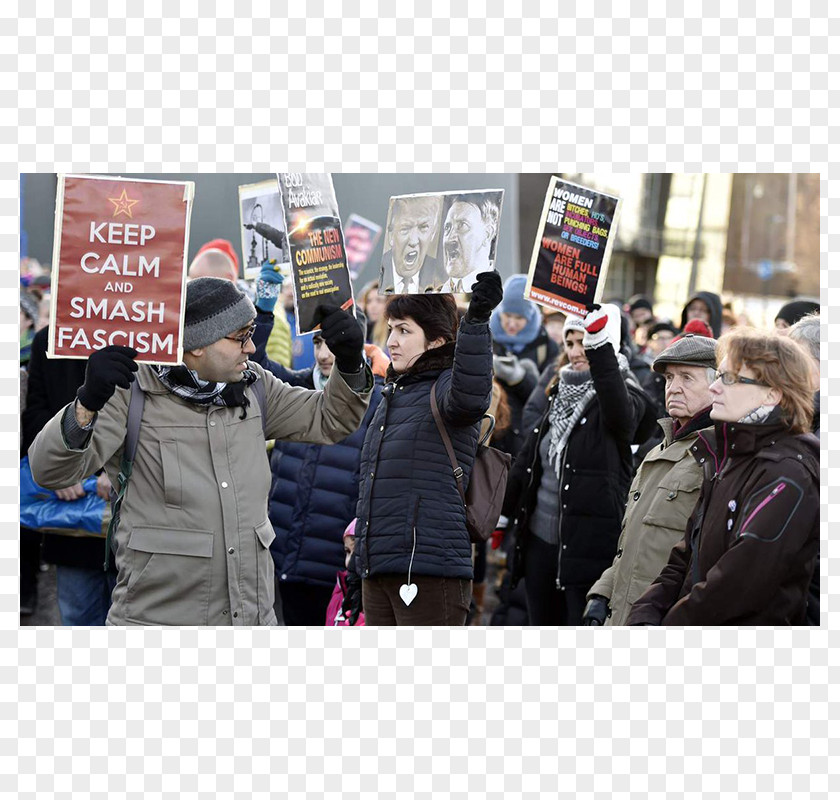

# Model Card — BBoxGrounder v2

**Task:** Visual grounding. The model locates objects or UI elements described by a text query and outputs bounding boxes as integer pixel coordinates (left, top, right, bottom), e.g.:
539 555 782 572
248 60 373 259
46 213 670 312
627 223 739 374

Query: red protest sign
48 174 194 365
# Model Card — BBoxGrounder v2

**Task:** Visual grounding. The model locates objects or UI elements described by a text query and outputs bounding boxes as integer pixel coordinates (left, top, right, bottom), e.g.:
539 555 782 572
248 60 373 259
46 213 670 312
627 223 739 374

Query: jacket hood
680 291 723 338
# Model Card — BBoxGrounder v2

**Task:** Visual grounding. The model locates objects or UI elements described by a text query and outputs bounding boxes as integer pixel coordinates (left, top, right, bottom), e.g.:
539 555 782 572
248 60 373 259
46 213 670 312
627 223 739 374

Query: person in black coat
350 272 503 626
22 326 117 624
503 304 658 626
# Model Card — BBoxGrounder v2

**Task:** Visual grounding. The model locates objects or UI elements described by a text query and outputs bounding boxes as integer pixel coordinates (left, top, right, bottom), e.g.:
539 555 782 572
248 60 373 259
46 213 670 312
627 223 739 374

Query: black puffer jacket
354 318 493 580
504 343 659 589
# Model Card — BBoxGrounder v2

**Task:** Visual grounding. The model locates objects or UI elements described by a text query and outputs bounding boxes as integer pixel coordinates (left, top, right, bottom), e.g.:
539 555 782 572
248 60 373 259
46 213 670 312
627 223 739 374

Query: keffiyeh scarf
152 364 258 419
547 353 629 478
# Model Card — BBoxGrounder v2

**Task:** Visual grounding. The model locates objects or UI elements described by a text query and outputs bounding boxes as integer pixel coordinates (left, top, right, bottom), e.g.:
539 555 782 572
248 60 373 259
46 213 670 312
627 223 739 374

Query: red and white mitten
582 305 611 350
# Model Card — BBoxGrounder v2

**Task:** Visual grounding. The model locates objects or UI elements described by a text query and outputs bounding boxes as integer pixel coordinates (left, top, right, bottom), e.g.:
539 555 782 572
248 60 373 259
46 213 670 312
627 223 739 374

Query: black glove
582 595 610 626
315 305 364 373
465 270 503 324
244 222 287 251
342 569 363 627
76 346 139 412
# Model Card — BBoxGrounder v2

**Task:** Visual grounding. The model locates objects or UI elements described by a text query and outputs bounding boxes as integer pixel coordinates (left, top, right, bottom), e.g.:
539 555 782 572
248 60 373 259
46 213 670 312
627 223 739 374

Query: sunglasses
714 370 769 388
224 324 257 351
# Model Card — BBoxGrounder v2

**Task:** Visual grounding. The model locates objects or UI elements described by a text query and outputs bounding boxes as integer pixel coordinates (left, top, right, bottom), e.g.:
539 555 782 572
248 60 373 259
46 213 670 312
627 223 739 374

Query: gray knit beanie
183 277 256 351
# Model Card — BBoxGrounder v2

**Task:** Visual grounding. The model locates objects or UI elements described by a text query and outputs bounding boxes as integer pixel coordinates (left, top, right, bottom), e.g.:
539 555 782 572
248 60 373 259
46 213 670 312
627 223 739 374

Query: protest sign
379 190 505 295
276 173 354 334
343 213 382 280
48 174 194 365
238 179 292 280
525 178 622 317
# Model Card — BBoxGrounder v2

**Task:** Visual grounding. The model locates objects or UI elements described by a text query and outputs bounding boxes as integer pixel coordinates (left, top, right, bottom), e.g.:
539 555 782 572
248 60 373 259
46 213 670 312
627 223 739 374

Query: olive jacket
588 412 710 625
29 362 372 626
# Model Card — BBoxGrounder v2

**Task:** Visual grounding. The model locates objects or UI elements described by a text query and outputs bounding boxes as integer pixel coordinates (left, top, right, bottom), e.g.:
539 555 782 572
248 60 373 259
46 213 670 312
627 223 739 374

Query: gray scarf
547 353 630 478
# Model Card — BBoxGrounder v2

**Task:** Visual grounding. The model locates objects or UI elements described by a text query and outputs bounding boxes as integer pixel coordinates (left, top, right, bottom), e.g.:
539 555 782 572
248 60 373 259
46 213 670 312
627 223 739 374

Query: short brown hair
717 329 814 434
385 294 459 344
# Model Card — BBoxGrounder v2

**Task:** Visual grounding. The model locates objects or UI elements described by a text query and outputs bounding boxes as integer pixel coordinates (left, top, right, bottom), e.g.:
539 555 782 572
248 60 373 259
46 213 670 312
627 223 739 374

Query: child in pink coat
325 519 365 627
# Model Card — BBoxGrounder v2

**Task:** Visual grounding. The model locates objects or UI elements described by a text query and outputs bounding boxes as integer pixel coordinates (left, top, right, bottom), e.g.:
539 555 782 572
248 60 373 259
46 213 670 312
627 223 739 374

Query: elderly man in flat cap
583 334 718 625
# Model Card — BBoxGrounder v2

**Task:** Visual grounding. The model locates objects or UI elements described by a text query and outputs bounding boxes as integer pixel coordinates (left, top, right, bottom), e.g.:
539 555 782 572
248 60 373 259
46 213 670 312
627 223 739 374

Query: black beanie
775 299 819 327
183 277 256 351
628 294 653 313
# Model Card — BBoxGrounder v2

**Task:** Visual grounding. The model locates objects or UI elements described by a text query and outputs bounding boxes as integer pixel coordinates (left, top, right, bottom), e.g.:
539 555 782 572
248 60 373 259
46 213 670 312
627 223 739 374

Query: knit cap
563 304 622 355
183 277 256 351
775 299 820 327
192 238 240 276
499 274 538 320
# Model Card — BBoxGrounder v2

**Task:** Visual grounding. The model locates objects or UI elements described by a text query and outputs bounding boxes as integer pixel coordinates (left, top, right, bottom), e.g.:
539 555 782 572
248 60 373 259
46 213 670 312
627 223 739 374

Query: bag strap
105 379 145 571
430 379 467 505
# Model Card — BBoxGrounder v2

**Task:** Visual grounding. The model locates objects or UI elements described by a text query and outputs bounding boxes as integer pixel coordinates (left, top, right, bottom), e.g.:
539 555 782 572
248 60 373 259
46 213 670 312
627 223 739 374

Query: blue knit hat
499 274 537 319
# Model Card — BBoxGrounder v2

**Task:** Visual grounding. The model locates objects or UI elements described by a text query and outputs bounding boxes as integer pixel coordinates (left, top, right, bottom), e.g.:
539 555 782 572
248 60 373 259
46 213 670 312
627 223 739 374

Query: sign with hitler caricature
379 189 505 295
48 175 194 365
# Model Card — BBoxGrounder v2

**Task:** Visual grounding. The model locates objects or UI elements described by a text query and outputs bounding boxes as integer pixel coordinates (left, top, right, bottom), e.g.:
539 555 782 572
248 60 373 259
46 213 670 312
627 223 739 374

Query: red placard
48 174 194 364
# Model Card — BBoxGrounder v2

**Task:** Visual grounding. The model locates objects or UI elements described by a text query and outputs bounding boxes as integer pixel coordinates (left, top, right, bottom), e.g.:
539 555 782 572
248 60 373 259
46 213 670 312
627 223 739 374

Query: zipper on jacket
555 449 568 590
738 482 786 536
360 379 399 576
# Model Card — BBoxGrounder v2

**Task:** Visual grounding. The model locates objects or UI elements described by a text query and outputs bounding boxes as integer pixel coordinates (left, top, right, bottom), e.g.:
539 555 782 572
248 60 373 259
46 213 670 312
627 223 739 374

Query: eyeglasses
224 324 257 351
714 370 769 387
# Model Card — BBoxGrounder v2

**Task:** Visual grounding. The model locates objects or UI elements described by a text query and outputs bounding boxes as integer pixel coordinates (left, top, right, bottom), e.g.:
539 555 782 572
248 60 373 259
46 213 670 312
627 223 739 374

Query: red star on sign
108 188 139 218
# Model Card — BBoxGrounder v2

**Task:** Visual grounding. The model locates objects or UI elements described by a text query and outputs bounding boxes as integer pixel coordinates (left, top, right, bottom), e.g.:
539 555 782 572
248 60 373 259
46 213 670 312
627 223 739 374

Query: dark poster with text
276 173 354 334
525 178 621 318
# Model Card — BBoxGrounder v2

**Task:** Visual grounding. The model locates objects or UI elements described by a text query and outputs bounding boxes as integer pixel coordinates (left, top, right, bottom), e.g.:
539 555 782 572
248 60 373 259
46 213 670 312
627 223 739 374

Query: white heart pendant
399 583 418 607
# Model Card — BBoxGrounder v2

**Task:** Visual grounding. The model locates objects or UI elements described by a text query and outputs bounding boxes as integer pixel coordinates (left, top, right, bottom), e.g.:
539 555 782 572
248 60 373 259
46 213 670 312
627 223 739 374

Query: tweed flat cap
653 333 718 373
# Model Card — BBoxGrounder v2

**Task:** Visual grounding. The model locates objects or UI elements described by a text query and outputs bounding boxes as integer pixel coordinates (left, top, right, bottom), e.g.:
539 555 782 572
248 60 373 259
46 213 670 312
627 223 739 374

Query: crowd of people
19 244 821 627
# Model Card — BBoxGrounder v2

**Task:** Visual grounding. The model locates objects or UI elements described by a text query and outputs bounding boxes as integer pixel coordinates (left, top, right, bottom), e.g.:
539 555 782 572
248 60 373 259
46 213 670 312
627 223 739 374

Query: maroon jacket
628 414 819 626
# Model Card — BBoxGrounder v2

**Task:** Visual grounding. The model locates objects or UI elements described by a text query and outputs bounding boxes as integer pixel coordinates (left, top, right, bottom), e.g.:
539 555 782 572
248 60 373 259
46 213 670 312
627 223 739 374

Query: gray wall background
22 173 520 290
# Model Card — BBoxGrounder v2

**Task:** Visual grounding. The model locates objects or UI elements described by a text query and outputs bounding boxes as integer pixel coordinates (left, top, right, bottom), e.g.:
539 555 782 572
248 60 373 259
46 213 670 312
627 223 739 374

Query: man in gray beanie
29 277 373 626
584 334 718 625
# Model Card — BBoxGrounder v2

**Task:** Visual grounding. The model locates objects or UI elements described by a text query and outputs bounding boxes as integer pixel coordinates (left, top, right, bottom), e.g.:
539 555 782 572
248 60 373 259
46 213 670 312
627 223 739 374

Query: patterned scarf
152 364 258 419
738 404 777 426
547 353 629 478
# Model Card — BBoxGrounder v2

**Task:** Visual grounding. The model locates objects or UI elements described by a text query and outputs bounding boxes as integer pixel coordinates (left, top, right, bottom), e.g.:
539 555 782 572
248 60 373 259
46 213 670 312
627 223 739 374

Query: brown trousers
362 574 472 626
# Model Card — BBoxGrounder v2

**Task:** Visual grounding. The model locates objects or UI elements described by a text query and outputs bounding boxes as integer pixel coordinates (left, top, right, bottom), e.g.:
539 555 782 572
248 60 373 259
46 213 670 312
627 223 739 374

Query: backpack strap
105 380 145 571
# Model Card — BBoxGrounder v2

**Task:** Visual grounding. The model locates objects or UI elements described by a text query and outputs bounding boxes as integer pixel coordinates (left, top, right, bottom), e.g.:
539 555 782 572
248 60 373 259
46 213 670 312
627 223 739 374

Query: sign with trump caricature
378 189 504 295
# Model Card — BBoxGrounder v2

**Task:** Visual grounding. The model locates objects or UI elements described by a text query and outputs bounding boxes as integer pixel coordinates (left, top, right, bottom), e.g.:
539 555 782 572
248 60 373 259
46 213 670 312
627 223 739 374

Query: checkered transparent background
3 2 834 797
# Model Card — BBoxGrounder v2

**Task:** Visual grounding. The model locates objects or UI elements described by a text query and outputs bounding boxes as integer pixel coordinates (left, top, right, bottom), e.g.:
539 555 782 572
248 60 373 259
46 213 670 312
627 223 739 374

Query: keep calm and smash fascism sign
48 174 194 365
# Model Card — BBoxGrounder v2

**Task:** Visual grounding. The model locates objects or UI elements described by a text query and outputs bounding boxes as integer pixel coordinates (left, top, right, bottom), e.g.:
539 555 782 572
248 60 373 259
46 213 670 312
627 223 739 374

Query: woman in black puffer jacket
503 304 658 626
351 272 502 626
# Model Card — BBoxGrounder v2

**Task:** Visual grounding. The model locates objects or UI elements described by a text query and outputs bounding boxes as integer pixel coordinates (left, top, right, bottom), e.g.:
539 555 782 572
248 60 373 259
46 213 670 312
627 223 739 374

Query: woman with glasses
629 329 819 626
